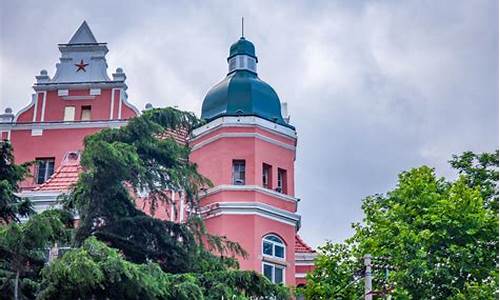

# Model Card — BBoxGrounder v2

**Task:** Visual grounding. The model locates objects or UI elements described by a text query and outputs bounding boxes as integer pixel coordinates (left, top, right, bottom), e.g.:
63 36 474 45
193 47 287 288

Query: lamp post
364 254 372 300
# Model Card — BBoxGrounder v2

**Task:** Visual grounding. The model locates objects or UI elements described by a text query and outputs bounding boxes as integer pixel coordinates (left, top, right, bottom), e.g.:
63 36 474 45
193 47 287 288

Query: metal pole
364 254 372 300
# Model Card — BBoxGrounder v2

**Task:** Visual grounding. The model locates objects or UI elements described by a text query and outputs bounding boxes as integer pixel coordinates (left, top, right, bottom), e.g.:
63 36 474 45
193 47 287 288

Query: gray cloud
1 0 498 247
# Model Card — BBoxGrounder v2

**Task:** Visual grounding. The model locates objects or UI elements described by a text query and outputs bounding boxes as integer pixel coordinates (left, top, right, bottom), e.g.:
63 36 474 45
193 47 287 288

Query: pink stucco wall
190 126 296 196
190 124 298 285
11 86 138 190
205 214 297 284
16 88 136 123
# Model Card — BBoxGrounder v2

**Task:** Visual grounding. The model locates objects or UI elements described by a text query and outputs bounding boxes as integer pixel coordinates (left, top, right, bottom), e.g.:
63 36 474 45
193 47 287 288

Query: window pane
262 164 271 188
263 264 273 281
233 160 245 185
275 245 285 258
263 241 273 256
64 106 75 121
265 235 283 244
36 161 47 184
47 161 55 179
275 267 284 284
81 106 91 121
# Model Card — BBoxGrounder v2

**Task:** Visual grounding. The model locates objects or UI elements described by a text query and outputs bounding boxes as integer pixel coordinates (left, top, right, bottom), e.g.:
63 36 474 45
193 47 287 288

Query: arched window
262 234 285 259
262 234 286 284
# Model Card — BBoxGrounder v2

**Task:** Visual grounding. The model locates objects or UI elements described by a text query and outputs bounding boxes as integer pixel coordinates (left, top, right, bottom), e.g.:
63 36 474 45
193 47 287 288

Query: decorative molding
62 95 96 100
192 116 297 140
295 252 317 262
202 184 298 203
31 128 43 136
14 94 36 122
202 201 301 228
40 91 47 121
118 89 123 119
58 89 69 96
90 88 101 96
32 93 39 122
18 191 80 222
191 132 296 152
0 120 128 131
295 273 307 279
33 81 127 91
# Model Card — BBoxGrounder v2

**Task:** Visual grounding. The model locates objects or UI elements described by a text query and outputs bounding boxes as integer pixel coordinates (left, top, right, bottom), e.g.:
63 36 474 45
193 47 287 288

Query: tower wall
190 116 300 285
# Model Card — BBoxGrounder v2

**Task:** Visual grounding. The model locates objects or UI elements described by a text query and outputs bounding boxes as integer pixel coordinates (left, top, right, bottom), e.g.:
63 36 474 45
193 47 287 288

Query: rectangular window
263 263 273 281
262 263 285 284
277 168 287 194
63 106 75 121
81 105 91 121
275 266 284 284
262 163 272 189
232 160 245 185
35 158 55 184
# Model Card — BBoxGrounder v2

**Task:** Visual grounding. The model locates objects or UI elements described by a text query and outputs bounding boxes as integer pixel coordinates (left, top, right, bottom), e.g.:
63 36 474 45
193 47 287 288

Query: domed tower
190 36 300 285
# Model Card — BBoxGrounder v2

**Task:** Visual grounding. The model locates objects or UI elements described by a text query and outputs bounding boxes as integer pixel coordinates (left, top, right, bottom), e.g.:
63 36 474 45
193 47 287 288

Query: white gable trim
192 116 297 140
0 120 128 131
202 201 301 228
191 132 295 152
202 184 298 203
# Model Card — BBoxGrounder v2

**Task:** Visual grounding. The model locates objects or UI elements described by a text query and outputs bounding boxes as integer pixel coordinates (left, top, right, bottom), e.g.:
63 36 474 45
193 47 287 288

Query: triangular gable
68 21 98 44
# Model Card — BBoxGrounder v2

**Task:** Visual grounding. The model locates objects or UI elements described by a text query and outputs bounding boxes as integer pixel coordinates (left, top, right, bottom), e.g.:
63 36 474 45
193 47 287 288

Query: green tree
450 150 499 211
0 209 73 300
52 107 289 298
0 141 34 223
64 107 246 272
304 151 499 299
38 235 289 299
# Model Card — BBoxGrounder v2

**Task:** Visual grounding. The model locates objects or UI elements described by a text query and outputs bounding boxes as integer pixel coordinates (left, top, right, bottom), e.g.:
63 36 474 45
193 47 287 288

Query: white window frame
262 262 285 284
277 168 287 193
262 163 271 189
262 234 286 259
232 160 246 185
35 158 55 184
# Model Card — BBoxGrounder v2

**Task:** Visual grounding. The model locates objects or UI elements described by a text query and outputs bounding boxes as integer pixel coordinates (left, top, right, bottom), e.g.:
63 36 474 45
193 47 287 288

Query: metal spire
241 17 244 38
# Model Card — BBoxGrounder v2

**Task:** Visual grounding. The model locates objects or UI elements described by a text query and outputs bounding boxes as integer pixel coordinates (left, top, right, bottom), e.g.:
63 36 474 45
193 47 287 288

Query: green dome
201 37 292 128
228 37 257 60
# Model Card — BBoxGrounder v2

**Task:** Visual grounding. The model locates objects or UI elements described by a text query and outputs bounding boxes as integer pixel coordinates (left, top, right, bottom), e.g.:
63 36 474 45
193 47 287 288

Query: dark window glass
263 241 273 256
277 168 287 194
262 163 271 189
265 235 282 243
36 158 55 184
275 267 284 284
275 245 285 258
263 264 273 281
81 105 91 121
232 160 245 185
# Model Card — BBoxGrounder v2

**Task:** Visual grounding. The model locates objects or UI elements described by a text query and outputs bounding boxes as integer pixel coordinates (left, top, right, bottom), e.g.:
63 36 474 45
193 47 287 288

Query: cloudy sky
1 1 498 247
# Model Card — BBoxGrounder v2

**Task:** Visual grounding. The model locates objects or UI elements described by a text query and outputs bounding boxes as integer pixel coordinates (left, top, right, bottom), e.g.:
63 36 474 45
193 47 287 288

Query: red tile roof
156 128 189 145
295 234 316 253
34 151 82 192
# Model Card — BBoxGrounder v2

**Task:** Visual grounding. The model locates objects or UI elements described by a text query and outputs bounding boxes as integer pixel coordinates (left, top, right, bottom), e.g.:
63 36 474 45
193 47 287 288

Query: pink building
0 22 315 286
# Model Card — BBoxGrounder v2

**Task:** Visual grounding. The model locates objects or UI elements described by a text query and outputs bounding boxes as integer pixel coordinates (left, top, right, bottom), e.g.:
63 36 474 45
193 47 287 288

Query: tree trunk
14 270 19 300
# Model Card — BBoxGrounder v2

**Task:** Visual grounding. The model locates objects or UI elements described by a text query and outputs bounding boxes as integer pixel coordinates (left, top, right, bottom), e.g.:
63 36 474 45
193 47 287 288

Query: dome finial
241 17 245 38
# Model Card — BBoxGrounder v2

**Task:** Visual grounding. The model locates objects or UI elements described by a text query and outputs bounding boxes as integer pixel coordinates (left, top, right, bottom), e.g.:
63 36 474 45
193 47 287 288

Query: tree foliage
304 151 499 299
0 141 34 223
38 237 289 300
0 209 73 299
47 107 288 298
